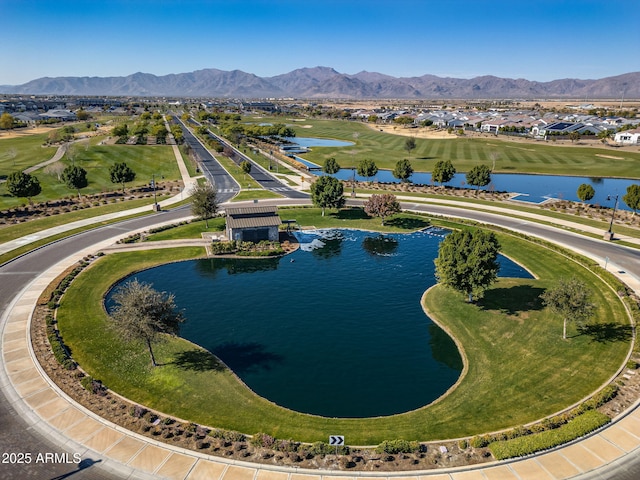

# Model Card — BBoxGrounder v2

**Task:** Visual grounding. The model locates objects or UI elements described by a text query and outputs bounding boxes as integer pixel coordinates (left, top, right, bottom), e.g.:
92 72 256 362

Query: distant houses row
351 108 639 144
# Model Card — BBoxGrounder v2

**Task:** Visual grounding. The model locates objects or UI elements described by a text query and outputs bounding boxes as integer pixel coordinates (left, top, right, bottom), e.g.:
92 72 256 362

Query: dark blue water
309 168 638 211
107 229 533 418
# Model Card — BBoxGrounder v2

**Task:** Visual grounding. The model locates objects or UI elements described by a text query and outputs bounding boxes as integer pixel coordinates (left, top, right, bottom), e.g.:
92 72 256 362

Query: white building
614 128 640 145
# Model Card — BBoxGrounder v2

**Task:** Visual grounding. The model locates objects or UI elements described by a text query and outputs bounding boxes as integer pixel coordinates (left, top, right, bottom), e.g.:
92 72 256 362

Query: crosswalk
213 186 295 193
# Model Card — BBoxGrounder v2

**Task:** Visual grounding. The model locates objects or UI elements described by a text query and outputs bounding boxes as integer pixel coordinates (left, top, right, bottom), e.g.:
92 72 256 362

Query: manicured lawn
242 117 640 178
0 131 57 173
0 144 181 209
57 217 631 444
145 218 226 241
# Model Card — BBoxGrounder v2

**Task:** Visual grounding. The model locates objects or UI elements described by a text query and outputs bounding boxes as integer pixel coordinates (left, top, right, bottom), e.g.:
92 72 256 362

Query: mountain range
1 67 638 99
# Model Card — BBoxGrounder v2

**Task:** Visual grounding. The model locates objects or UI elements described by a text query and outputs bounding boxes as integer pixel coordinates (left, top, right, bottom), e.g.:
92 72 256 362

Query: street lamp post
351 168 356 197
151 173 162 212
604 194 619 240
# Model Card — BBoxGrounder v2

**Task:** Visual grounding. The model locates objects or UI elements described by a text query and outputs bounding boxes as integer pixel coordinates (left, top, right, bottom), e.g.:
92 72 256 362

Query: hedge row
375 439 425 454
489 410 610 460
211 240 284 256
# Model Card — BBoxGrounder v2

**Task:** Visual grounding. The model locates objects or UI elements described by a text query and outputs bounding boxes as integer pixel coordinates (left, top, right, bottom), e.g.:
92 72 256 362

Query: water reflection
362 234 399 257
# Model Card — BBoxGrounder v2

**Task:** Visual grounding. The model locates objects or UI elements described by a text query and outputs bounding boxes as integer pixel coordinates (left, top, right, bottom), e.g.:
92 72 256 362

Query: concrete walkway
2 140 640 477
2 233 640 479
0 135 199 257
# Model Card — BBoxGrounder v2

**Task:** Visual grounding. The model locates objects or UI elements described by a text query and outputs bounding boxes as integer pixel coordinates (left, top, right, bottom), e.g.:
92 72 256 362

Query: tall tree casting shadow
213 342 284 374
478 285 546 315
384 217 430 230
577 323 633 343
171 348 226 372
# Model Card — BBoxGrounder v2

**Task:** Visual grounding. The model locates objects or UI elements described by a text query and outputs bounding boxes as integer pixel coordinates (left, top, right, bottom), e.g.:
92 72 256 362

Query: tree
322 157 341 175
62 165 88 198
357 158 378 181
5 171 41 203
111 123 129 138
431 159 456 186
109 162 136 193
434 229 500 302
109 279 185 367
466 164 492 193
364 194 401 225
540 277 595 340
76 109 90 121
394 116 414 127
404 137 417 157
392 159 414 183
190 182 218 227
310 175 345 216
577 183 595 203
568 131 581 143
0 113 15 129
44 161 65 181
623 184 640 215
240 160 252 179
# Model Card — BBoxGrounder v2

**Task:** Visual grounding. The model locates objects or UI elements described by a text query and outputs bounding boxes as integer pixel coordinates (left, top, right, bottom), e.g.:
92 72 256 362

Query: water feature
313 169 639 211
283 137 638 209
106 229 533 418
283 137 355 148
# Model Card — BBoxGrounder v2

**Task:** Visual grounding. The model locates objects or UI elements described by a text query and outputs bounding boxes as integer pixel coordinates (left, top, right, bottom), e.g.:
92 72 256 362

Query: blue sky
1 0 639 85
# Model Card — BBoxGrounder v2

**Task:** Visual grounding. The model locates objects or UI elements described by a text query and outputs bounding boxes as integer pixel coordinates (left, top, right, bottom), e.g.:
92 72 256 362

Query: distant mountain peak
1 68 638 99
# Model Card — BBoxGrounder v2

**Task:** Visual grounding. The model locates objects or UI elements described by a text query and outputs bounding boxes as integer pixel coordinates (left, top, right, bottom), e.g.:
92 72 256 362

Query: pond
309 167 639 211
283 136 355 148
107 229 533 418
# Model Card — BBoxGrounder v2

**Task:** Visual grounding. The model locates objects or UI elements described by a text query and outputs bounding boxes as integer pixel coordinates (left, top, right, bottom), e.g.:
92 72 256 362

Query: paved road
399 201 640 282
0 207 194 480
171 116 238 203
203 128 309 199
1 198 639 479
180 116 309 200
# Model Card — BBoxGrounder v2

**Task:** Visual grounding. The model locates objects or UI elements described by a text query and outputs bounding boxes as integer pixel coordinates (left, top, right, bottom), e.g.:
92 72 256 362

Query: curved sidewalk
2 236 640 480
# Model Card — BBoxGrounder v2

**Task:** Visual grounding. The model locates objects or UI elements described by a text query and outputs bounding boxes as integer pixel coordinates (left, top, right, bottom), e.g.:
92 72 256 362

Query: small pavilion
225 206 282 242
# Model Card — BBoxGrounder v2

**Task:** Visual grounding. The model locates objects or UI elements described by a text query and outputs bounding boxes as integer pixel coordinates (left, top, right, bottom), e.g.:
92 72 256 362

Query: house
225 206 282 243
536 122 584 137
40 109 77 121
614 128 640 145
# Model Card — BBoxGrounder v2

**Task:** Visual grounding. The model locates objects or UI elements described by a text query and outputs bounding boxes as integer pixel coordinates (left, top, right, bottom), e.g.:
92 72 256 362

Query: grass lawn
57 215 631 445
0 144 181 210
0 131 57 174
145 218 226 241
242 117 640 178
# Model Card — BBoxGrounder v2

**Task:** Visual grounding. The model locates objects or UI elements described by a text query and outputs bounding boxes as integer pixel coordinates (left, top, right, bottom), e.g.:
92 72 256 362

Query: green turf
0 132 57 173
0 144 181 209
241 117 640 178
56 218 631 444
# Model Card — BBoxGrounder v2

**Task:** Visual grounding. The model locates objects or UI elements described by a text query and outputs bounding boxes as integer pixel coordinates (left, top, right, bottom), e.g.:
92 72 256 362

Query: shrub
375 439 421 454
130 405 148 418
489 410 610 460
80 375 106 395
209 429 246 443
457 439 468 450
469 435 491 448
251 432 275 448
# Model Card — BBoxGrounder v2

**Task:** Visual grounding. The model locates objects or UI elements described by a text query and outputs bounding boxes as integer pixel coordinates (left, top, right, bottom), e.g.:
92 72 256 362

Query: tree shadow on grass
384 216 431 230
213 342 284 374
478 285 546 315
171 348 226 372
331 207 369 220
577 323 633 343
